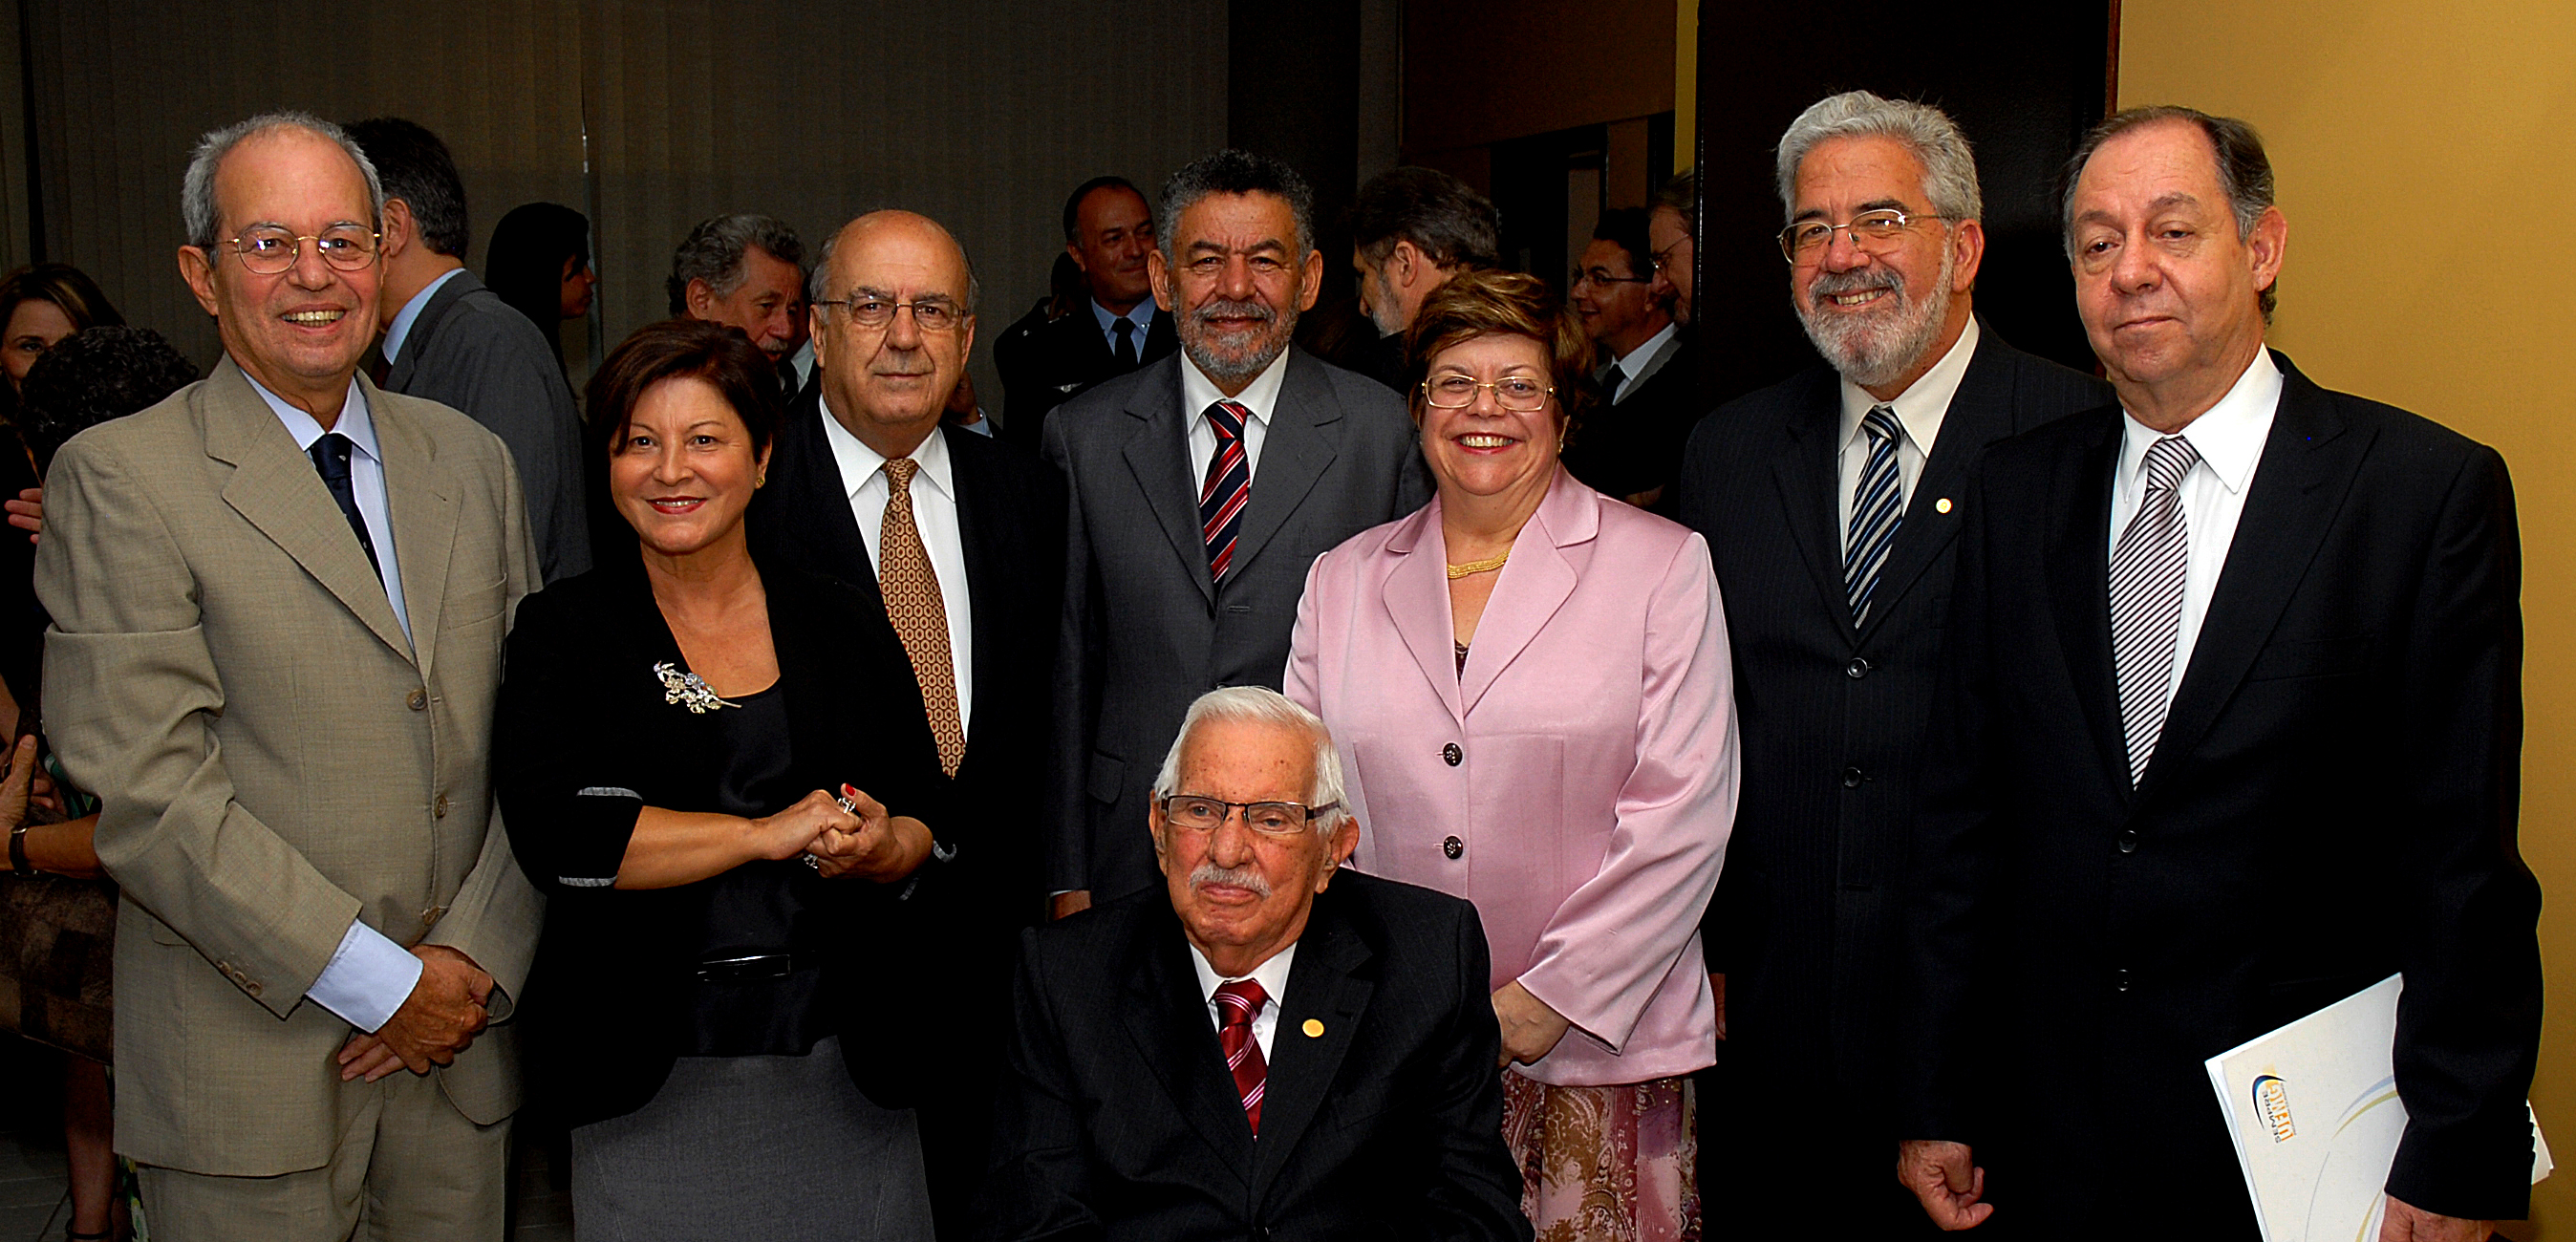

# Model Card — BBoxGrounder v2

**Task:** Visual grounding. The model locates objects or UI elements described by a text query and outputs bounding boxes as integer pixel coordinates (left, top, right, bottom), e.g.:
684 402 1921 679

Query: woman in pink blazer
1287 270 1736 1241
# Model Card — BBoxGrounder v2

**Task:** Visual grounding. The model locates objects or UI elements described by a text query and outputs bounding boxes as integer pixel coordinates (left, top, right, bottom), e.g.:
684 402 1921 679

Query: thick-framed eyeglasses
819 295 965 332
1570 265 1652 289
217 225 380 274
1421 374 1554 413
1158 794 1341 837
1777 209 1952 263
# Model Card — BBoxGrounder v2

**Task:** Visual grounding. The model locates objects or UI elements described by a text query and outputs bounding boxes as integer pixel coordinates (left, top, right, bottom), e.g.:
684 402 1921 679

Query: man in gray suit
1044 149 1430 916
35 112 541 1239
350 117 590 583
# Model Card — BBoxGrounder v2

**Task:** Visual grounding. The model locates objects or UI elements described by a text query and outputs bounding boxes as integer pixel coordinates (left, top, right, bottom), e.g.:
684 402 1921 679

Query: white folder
2204 974 2551 1242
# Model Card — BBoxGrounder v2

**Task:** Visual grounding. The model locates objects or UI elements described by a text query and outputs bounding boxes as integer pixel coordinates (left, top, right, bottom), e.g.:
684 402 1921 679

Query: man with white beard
1671 90 2109 1238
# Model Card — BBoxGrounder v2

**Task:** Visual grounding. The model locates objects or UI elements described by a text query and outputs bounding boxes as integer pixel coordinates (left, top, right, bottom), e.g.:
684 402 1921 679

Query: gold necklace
1446 550 1511 580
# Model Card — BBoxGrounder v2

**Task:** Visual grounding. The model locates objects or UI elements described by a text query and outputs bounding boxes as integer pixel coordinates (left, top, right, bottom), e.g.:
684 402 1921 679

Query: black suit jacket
999 303 1178 452
1563 327 1705 504
493 554 949 1127
1042 350 1431 900
985 870 1530 1242
1674 330 2105 1146
1897 353 2541 1233
384 269 592 583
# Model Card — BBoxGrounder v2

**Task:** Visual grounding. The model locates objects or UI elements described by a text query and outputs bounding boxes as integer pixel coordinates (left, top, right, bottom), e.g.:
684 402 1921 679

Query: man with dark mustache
1671 90 2107 1238
1041 149 1429 918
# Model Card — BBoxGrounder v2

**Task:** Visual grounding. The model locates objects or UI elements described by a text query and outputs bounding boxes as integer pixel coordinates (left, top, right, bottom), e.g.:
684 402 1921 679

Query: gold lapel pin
1935 497 1953 514
1302 1018 1325 1039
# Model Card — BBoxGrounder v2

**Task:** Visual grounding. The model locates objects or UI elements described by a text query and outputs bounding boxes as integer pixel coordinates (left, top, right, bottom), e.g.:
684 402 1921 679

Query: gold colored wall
2121 3 2576 1235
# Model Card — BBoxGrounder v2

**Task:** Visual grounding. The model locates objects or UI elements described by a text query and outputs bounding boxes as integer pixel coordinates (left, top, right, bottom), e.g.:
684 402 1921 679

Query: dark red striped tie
1213 978 1269 1136
1198 400 1252 581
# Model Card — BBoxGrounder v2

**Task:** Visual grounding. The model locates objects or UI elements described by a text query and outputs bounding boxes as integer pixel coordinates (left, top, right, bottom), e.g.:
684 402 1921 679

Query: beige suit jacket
33 358 544 1175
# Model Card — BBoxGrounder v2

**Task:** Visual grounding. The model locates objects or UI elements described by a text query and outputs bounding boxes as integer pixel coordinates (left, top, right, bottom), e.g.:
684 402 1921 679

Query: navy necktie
308 432 381 577
1113 316 1139 369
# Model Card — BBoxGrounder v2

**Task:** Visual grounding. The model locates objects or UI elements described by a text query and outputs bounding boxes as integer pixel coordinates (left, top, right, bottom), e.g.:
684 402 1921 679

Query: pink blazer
1288 469 1737 1086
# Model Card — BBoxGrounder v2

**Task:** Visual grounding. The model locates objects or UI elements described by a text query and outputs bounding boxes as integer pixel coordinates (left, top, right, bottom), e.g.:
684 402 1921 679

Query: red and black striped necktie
1198 400 1252 581
1213 977 1269 1136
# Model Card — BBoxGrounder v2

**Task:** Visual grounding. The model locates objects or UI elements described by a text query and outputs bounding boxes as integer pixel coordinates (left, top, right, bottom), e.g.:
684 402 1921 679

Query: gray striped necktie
2110 434 2200 784
1843 406 1904 623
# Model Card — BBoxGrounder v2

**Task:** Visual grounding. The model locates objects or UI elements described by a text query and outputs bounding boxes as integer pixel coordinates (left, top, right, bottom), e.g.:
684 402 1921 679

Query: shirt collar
382 267 467 364
1613 321 1681 379
814 394 955 504
2117 347 2281 496
243 368 379 464
1839 316 1980 456
1090 297 1155 338
1179 344 1292 428
1188 938 1299 1011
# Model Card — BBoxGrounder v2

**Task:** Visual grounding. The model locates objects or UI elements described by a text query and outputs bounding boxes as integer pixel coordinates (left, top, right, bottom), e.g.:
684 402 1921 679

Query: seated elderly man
985 687 1529 1241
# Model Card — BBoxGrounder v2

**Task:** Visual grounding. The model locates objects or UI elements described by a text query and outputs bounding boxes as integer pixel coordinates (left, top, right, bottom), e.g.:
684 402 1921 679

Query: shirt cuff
305 918 423 1033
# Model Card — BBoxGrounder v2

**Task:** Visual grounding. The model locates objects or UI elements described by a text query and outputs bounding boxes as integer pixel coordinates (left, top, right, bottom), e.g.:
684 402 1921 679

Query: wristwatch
9 822 34 877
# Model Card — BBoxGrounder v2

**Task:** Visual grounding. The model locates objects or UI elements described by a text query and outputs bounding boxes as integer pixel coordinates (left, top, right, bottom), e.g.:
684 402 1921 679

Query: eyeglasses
1570 265 1652 289
1158 794 1342 837
1777 209 1951 263
217 225 380 274
819 296 965 332
1421 375 1554 413
1651 236 1690 273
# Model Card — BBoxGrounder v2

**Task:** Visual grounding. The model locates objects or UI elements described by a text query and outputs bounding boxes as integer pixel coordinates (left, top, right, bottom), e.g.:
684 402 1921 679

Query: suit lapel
1121 911 1257 1174
2137 355 2365 796
371 379 457 678
2045 410 2133 794
791 398 884 606
1251 884 1376 1201
1121 359 1217 605
1770 375 1854 636
944 426 1010 742
1460 472 1588 717
1377 501 1467 724
1857 333 2012 642
204 362 414 662
1229 351 1339 581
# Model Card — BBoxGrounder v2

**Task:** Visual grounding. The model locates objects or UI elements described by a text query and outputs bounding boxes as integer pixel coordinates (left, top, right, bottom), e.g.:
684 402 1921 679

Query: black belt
695 951 820 982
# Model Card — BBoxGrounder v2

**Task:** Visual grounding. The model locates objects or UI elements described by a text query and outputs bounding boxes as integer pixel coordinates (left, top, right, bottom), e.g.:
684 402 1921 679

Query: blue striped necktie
1843 406 1904 624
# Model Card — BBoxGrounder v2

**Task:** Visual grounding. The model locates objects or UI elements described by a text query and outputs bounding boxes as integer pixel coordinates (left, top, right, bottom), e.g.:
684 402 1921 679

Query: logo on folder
2251 1075 2296 1143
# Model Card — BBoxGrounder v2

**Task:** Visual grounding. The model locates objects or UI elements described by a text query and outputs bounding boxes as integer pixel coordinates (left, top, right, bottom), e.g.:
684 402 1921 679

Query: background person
483 201 596 373
495 317 949 1241
0 264 120 729
998 176 1176 450
1287 269 1736 1241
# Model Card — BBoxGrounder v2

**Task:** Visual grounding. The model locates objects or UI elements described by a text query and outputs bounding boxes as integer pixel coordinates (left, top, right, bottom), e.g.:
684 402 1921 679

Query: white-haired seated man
984 686 1531 1241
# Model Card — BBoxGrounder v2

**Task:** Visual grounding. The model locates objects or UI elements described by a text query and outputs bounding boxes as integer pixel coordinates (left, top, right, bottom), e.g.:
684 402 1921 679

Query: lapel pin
1302 1018 1324 1039
1935 497 1953 514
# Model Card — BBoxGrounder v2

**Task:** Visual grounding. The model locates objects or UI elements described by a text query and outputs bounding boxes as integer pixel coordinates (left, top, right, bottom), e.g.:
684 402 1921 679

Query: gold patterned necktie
880 457 965 777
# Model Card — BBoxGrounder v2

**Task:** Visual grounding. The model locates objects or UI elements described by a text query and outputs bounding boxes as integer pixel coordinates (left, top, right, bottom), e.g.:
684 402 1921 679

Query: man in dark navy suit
998 177 1177 449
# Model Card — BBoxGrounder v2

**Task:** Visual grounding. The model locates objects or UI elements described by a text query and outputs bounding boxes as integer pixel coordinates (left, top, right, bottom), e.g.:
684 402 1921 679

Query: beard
1363 267 1406 337
1190 859 1274 897
1180 295 1295 385
1794 245 1957 389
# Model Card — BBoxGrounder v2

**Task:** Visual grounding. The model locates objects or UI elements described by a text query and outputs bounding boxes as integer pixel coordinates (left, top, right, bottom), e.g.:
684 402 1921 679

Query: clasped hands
1894 1140 2495 1238
760 785 933 884
337 944 494 1082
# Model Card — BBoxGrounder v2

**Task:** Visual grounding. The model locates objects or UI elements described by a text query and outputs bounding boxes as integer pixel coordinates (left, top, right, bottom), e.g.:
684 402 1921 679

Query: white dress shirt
1188 941 1299 1061
380 267 465 365
2107 348 2282 709
817 399 976 739
1835 317 1981 539
247 371 426 1032
1607 321 1680 404
1180 346 1291 488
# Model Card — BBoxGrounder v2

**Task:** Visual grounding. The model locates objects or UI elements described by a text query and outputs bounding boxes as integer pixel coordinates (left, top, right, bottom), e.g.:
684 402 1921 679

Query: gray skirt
569 1035 934 1241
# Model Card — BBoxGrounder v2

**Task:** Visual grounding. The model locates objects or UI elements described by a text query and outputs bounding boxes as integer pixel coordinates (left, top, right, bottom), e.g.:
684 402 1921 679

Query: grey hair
2061 105 2280 322
1351 165 1500 270
1150 687 1350 836
182 112 385 252
1774 91 1982 225
807 213 981 315
665 213 805 315
1157 149 1316 262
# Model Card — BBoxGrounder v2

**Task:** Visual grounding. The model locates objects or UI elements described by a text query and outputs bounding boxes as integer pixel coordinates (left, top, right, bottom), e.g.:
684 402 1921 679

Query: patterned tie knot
1206 400 1248 442
1213 977 1268 1028
1861 404 1903 447
2142 435 2199 493
885 455 919 494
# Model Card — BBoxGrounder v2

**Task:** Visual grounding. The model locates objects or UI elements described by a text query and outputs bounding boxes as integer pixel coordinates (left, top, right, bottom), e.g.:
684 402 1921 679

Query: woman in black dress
495 318 947 1240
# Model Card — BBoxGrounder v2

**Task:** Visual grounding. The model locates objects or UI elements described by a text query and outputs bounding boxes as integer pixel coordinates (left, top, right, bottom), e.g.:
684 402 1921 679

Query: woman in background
0 265 121 727
485 202 595 371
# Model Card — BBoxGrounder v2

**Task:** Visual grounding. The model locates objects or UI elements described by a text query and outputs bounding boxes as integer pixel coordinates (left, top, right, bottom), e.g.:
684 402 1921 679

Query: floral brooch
654 661 739 714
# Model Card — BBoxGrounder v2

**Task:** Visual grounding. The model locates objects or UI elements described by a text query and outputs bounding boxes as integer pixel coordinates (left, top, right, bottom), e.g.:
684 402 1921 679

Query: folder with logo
2205 974 2552 1242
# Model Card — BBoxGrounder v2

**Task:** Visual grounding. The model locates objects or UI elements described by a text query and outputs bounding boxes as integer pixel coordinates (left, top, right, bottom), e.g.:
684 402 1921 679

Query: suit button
406 689 427 711
1845 657 1871 679
1841 766 1865 788
2117 829 2139 854
1442 742 1462 766
1443 836 1464 860
2115 968 2133 993
433 794 451 819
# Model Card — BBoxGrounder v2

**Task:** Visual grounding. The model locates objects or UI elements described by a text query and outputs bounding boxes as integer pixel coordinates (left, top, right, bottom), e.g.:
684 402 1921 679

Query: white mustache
1808 268 1903 299
1191 860 1273 897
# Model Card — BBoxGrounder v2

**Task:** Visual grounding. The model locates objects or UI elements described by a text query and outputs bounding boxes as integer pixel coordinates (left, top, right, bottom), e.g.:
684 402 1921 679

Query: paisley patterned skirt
1501 1071 1699 1242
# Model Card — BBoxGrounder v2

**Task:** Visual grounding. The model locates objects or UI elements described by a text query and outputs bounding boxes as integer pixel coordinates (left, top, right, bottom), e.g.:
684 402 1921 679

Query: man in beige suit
33 111 542 1238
